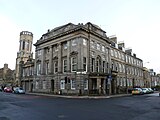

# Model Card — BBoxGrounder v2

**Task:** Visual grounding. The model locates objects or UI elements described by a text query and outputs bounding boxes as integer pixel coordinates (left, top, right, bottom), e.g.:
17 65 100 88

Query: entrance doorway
51 79 54 92
111 79 116 94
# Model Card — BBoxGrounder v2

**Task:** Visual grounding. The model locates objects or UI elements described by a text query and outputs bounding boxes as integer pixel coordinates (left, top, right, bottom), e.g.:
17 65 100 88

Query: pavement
26 92 132 99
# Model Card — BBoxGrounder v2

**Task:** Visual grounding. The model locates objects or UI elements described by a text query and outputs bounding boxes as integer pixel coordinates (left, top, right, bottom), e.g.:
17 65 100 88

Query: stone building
33 22 111 95
15 31 33 86
149 69 160 88
18 22 158 95
109 36 144 94
0 64 15 87
143 67 151 88
21 55 34 92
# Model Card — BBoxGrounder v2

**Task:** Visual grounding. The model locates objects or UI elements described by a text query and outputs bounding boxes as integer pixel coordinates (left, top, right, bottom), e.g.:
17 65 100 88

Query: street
0 92 160 120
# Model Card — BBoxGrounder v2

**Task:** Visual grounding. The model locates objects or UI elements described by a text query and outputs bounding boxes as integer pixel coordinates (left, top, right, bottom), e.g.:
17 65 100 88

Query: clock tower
15 31 33 86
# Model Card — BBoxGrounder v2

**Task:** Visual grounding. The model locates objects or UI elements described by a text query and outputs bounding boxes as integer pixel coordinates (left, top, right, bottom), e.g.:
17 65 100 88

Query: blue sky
0 0 160 72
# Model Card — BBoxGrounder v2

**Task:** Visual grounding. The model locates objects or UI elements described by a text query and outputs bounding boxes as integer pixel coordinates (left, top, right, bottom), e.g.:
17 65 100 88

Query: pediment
70 51 78 56
53 56 58 60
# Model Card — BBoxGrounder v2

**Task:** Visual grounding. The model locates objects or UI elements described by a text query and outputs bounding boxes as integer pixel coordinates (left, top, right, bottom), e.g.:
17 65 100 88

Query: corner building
33 22 111 95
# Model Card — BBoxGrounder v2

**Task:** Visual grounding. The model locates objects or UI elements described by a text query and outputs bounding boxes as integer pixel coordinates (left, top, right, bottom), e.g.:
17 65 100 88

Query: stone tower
15 31 33 86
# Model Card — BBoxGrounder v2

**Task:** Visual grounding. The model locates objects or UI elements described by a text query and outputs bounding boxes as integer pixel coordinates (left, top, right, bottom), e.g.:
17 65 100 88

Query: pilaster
58 43 62 73
41 48 45 74
49 46 53 74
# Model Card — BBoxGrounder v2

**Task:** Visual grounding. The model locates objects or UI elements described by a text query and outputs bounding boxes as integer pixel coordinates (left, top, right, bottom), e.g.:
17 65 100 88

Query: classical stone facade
109 36 143 94
33 22 111 95
143 67 151 88
18 22 160 95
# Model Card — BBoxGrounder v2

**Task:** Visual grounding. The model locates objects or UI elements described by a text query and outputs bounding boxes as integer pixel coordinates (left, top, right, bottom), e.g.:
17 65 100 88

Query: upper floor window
111 49 114 56
45 47 49 54
37 49 41 56
72 39 77 46
115 50 117 58
63 59 67 73
54 61 58 73
91 51 95 57
117 51 120 59
91 58 95 72
37 63 41 75
63 42 68 49
97 43 101 50
126 55 128 63
83 38 87 46
83 57 87 72
102 55 105 60
53 45 58 52
96 57 101 72
71 57 77 72
102 45 105 52
45 62 49 75
91 40 95 48
22 41 25 50
121 53 124 60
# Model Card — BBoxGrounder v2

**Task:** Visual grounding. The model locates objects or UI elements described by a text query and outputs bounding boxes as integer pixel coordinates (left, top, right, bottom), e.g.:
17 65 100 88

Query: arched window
96 56 101 72
22 41 25 50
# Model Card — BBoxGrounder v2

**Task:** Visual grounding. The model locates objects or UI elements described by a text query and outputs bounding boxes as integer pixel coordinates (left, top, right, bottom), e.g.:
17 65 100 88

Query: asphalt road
0 92 160 120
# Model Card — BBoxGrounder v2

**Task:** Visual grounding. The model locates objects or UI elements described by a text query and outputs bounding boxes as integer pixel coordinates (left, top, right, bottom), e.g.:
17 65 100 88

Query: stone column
97 78 101 94
67 41 71 72
41 48 45 75
58 43 62 73
103 78 106 94
49 46 53 74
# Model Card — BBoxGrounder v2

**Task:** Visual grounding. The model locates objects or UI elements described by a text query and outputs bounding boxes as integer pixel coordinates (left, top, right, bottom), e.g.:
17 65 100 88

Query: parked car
148 88 154 93
142 88 150 94
132 88 144 95
4 87 12 93
13 87 25 94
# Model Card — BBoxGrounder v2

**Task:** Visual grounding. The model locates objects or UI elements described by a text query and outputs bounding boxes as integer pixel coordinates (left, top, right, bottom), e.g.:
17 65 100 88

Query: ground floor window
60 80 65 89
35 81 39 89
84 79 88 90
43 80 47 89
71 80 76 90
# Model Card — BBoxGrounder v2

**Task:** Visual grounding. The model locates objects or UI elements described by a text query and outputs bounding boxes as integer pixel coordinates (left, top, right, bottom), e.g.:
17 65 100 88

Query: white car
13 87 25 94
142 88 150 94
